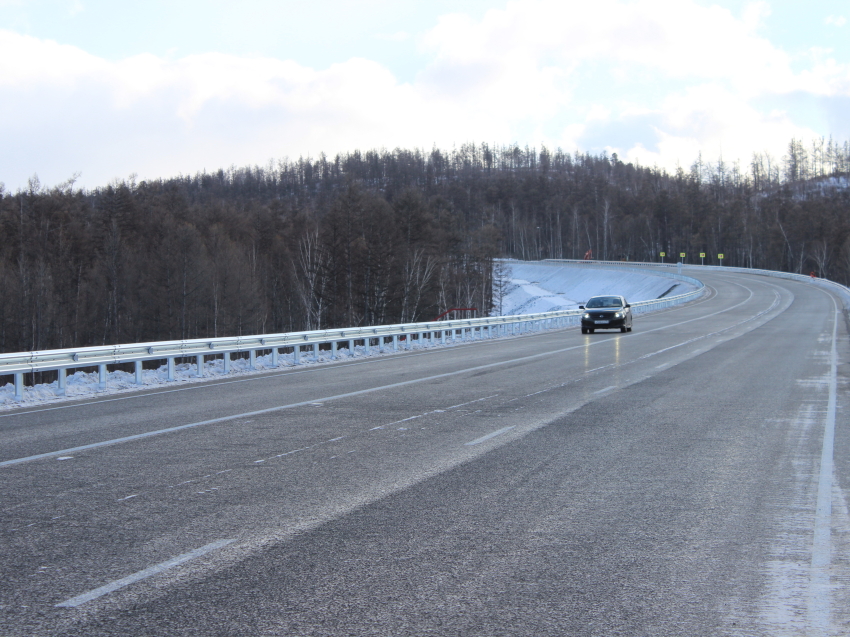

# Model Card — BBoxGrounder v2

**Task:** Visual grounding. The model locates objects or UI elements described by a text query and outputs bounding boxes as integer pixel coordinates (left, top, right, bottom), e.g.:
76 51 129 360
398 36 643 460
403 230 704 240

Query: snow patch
496 261 698 316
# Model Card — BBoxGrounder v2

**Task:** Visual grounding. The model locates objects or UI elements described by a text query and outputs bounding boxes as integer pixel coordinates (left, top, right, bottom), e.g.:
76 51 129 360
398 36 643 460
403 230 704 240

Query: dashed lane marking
464 426 516 446
55 539 235 608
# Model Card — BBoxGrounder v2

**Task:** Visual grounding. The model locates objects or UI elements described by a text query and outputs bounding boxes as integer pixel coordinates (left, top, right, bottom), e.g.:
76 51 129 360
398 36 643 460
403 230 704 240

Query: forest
0 136 848 355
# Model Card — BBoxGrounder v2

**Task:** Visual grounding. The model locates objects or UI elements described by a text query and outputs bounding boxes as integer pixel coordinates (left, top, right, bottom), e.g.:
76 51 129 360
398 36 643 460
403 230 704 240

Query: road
1 268 848 636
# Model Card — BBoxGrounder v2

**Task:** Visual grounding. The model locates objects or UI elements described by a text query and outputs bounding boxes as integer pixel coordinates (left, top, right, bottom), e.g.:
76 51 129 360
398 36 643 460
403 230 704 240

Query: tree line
0 136 848 355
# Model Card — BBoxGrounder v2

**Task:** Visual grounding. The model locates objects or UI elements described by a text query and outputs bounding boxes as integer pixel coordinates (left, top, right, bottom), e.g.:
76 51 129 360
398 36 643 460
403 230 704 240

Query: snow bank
0 344 382 409
497 261 697 316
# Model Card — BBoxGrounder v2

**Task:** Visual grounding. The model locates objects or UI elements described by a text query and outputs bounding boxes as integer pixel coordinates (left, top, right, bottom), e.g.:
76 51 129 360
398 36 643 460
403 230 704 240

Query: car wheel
628 326 633 332
581 327 587 334
620 326 627 333
589 329 594 333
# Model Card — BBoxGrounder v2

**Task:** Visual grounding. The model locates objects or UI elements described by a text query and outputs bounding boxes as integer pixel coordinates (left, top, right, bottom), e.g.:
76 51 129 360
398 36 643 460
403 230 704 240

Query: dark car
579 295 633 333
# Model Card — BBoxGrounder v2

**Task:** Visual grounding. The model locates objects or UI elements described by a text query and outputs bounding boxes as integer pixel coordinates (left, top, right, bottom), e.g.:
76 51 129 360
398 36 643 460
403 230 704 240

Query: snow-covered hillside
496 261 697 316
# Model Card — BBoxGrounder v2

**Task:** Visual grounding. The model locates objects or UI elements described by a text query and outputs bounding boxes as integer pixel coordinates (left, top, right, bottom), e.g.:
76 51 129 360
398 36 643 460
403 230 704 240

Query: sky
1 0 848 190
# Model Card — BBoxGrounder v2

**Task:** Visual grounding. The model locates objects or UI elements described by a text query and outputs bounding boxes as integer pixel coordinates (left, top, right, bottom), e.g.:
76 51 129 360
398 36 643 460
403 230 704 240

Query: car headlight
614 312 623 318
583 313 590 319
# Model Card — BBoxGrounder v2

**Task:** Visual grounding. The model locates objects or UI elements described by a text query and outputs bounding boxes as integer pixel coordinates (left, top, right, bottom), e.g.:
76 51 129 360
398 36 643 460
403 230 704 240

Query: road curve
1 268 848 636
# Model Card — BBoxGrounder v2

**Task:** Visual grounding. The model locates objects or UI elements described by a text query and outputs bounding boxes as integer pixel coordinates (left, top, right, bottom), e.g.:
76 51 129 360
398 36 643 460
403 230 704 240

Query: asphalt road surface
1 268 848 636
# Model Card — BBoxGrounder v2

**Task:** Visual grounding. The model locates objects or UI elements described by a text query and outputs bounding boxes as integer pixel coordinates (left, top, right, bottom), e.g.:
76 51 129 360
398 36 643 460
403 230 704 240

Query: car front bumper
581 316 628 329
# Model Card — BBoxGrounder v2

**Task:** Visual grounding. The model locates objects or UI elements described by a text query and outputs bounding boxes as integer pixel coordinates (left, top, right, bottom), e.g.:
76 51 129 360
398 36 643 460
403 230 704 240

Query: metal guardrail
0 265 706 401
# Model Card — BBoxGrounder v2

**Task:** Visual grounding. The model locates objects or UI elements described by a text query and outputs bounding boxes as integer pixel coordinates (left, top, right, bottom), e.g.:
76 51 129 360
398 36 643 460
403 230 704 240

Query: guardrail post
249 349 256 369
14 372 23 401
272 347 280 367
223 352 231 374
195 354 204 377
57 368 66 396
331 341 338 359
294 345 301 365
134 361 143 384
98 364 107 391
167 357 175 381
313 343 319 361
392 334 398 351
441 330 446 344
379 337 385 353
348 339 355 355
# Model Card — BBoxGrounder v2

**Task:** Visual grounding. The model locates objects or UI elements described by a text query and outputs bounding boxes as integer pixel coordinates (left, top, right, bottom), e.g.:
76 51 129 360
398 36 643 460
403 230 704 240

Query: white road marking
806 302 839 631
117 494 138 501
55 539 235 608
464 426 516 446
593 386 617 395
57 457 73 461
446 395 499 410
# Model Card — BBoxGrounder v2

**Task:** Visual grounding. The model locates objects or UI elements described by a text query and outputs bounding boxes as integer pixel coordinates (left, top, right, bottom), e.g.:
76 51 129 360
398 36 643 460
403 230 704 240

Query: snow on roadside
0 343 417 409
1 262 697 409
497 261 697 316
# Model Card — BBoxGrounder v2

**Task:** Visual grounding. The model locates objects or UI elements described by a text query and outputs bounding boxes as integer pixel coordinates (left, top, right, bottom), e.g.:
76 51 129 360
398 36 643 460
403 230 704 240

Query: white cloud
825 15 846 27
375 31 410 42
1 0 848 189
619 85 816 169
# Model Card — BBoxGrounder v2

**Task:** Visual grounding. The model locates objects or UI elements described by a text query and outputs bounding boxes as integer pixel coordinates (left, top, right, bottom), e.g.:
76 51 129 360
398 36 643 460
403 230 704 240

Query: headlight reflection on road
614 333 621 367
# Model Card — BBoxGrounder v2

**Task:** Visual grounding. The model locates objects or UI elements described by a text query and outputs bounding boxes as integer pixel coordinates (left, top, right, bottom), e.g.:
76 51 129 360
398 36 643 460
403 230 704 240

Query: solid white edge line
806 301 839 631
465 426 515 446
55 539 234 608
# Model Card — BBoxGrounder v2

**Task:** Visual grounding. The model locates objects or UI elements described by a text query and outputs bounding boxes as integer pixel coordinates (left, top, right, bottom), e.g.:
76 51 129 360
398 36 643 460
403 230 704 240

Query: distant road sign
679 253 686 258
718 253 725 259
699 252 706 258
660 252 666 257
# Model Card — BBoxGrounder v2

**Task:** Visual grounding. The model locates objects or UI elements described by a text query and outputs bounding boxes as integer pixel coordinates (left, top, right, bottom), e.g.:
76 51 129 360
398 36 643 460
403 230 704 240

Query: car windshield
586 297 623 308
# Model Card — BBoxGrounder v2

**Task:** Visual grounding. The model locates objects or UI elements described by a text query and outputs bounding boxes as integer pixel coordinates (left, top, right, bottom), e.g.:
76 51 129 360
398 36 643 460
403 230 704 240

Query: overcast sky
1 0 848 190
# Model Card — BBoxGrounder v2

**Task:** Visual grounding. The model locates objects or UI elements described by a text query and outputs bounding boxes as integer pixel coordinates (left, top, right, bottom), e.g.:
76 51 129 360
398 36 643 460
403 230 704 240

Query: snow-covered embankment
497 261 697 315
